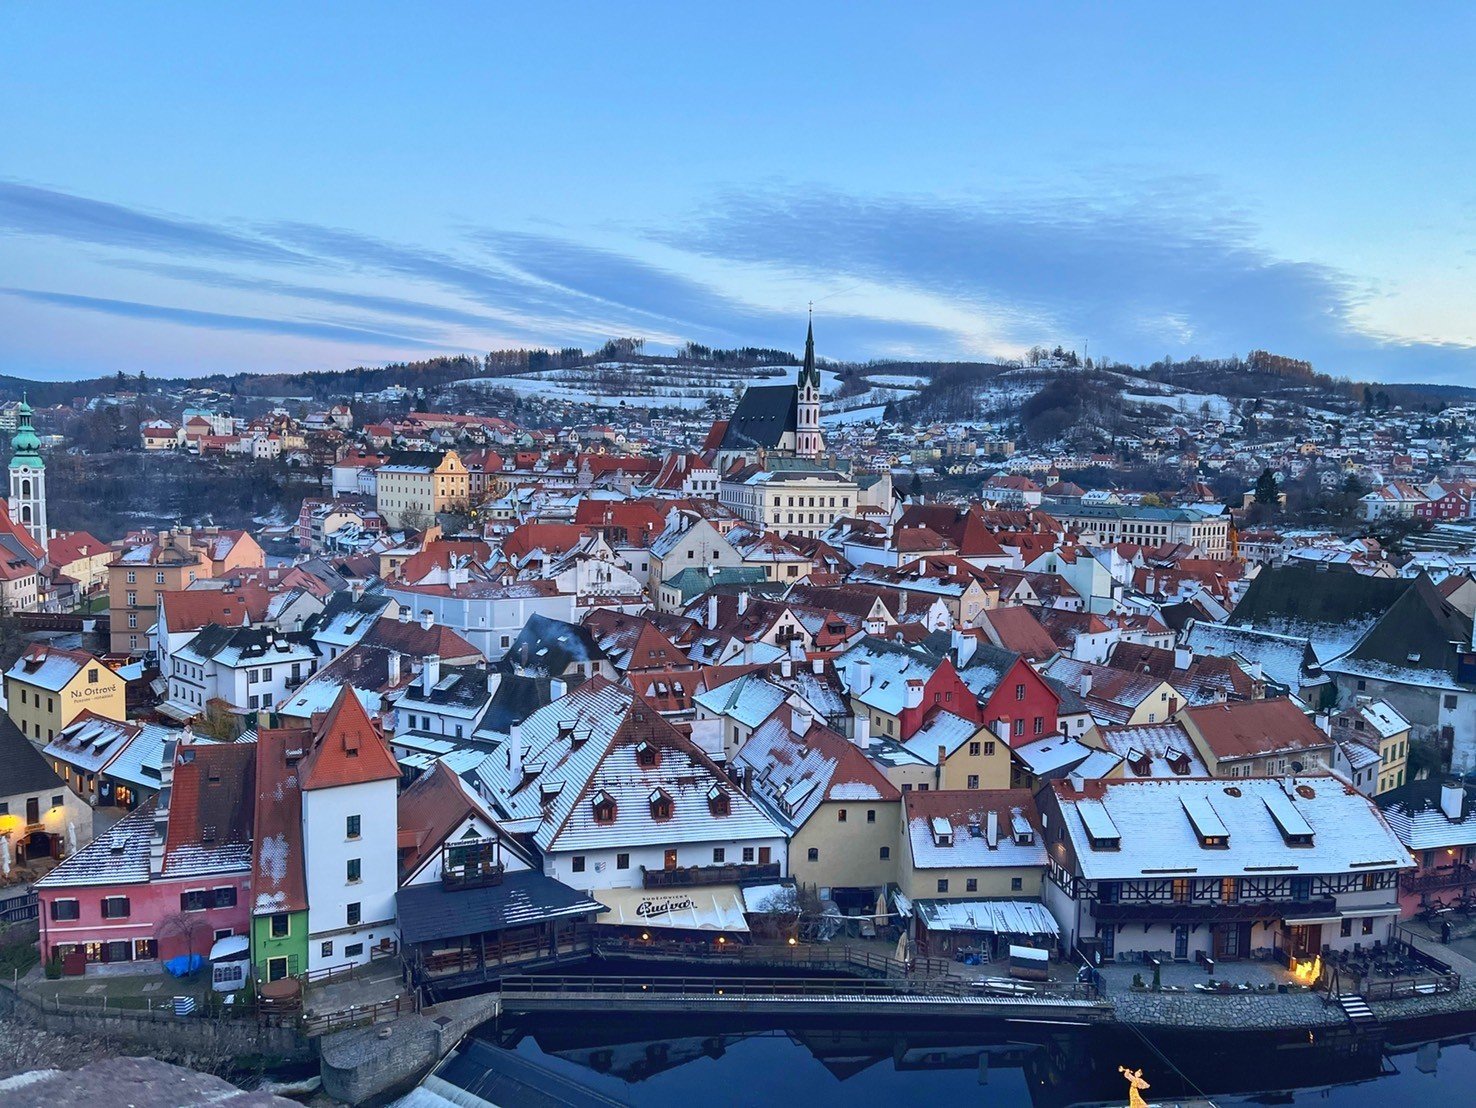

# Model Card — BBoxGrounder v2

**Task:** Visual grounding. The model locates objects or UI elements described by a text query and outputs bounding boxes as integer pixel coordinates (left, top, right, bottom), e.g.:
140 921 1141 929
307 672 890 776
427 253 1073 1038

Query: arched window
20 478 30 499
20 506 30 523
806 847 820 862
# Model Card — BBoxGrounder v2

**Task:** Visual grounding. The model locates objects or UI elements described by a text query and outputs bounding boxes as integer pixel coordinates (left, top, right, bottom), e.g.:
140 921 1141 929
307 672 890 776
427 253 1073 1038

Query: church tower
795 315 824 459
9 397 47 554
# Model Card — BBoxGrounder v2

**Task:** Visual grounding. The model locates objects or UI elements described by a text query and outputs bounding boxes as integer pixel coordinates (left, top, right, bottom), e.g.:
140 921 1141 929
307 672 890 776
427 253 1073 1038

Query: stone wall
0 982 310 1062
319 993 501 1105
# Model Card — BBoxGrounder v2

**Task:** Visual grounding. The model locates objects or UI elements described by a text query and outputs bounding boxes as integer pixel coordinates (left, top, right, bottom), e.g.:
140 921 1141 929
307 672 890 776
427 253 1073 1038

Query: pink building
35 740 255 970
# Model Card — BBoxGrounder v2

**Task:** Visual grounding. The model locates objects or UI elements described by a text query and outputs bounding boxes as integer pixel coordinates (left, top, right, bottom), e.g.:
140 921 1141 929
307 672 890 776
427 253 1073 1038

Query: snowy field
452 360 844 411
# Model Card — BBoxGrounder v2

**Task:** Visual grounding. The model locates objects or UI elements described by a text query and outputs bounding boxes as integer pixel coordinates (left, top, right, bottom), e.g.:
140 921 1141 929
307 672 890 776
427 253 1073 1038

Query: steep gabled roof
252 727 308 915
1331 573 1472 686
299 687 400 790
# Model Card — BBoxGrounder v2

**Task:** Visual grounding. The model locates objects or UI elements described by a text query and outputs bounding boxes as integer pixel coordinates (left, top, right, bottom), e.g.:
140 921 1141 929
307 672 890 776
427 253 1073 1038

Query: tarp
595 884 750 932
163 953 204 977
914 899 1060 938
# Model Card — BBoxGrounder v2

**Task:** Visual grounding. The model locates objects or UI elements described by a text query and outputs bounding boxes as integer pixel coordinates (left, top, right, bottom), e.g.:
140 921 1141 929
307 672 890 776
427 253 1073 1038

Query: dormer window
649 787 673 821
707 785 730 817
592 790 616 824
635 741 659 769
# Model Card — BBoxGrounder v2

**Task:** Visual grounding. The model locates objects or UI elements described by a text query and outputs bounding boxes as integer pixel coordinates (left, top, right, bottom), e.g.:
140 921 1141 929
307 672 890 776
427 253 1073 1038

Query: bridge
495 972 1115 1022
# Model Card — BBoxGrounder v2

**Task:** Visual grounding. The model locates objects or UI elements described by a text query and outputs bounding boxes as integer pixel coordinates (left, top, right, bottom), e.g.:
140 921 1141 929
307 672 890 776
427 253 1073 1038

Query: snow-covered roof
1054 777 1412 882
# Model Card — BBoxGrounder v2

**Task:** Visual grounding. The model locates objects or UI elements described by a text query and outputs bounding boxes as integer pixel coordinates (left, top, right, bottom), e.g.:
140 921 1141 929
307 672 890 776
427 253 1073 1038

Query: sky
3 3 1475 383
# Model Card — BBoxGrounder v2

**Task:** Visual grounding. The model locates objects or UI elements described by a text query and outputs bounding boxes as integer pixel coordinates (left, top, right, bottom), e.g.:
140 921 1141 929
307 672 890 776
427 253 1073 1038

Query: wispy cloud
666 184 1476 378
0 288 447 349
0 181 308 266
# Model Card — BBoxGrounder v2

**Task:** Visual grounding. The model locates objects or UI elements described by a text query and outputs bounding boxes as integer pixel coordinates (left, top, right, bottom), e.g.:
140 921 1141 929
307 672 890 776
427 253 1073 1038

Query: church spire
801 307 819 389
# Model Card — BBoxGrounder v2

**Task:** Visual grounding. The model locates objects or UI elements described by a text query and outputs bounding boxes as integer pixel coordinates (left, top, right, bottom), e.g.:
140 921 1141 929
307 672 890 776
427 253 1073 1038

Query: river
421 1012 1476 1107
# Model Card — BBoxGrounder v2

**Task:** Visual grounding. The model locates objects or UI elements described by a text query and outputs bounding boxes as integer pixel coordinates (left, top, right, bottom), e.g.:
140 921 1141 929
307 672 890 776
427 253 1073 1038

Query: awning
914 899 1060 938
209 935 249 961
594 884 750 933
155 699 200 722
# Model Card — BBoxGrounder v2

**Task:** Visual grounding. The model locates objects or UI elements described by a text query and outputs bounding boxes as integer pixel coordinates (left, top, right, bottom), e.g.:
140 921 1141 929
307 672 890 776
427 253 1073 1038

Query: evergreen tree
1253 467 1281 506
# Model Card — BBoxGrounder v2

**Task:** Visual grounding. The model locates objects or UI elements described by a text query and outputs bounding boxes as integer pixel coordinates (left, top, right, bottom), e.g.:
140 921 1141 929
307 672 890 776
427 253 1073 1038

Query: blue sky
3 3 1474 382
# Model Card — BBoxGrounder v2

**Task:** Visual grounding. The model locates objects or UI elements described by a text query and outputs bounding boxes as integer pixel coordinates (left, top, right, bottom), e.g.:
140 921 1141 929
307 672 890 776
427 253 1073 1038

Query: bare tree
159 911 212 967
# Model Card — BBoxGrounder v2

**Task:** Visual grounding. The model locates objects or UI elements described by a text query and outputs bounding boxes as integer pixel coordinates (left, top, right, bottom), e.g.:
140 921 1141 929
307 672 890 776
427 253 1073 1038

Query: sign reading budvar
635 896 697 919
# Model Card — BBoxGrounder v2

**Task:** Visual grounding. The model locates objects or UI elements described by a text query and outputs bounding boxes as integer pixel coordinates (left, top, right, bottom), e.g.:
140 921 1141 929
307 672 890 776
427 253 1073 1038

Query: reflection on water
427 1013 1476 1107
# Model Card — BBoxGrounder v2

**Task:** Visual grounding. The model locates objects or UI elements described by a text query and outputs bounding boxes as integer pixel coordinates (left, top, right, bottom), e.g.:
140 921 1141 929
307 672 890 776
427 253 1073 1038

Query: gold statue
1119 1065 1151 1108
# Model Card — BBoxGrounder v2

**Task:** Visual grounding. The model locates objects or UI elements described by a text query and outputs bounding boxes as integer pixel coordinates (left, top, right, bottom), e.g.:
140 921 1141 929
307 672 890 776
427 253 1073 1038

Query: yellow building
0 715 91 863
1333 697 1411 796
5 646 125 745
375 450 470 529
106 526 263 654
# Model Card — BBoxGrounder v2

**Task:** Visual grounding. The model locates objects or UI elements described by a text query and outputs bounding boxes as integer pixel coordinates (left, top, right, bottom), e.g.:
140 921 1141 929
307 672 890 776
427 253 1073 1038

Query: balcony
1402 865 1474 896
1093 897 1337 924
641 862 781 889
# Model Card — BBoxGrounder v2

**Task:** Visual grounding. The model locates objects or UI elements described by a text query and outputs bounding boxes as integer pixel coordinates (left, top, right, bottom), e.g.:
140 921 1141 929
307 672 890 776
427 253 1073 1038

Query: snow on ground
1121 392 1237 420
822 404 888 426
863 372 929 388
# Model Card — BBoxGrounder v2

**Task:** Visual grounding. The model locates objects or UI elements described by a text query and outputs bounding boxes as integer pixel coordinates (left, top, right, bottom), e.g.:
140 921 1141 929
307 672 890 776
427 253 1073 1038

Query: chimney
781 656 793 678
854 716 871 750
388 651 402 684
1068 771 1085 793
1173 647 1192 671
1441 781 1465 822
985 809 999 849
1314 712 1330 735
508 722 523 781
951 628 977 668
550 677 568 701
812 657 824 675
420 609 434 631
792 705 812 735
994 718 1010 743
904 679 924 709
1078 672 1093 697
738 591 749 615
848 658 872 694
422 654 441 694
487 671 502 698
707 594 719 629
398 606 410 624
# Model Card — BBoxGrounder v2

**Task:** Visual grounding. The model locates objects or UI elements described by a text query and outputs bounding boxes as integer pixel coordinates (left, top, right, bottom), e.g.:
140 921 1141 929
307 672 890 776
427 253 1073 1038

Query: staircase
1337 993 1377 1025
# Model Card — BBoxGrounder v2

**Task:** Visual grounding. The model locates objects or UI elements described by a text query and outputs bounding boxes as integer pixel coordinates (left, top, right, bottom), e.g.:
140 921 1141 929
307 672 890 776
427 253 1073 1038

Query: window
837 808 847 823
713 848 725 864
1362 916 1375 936
181 890 209 912
1033 716 1045 735
346 814 361 839
807 847 820 862
344 942 365 958
50 899 79 921
937 879 949 893
866 809 876 823
742 847 755 863
213 887 237 908
157 571 166 585
1015 683 1026 700
321 941 334 958
969 741 981 756
1012 719 1024 737
270 913 289 939
1341 918 1353 938
126 571 136 584
347 902 361 926
616 852 630 870
984 740 996 756
101 896 130 919
1446 695 1459 710
346 858 361 883
1011 877 1023 892
87 668 99 685
879 846 891 860
650 793 673 820
572 856 586 873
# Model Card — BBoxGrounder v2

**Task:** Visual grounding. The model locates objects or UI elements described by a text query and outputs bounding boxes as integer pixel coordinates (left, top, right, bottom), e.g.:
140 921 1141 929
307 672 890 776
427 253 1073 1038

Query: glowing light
787 937 797 946
1290 954 1322 986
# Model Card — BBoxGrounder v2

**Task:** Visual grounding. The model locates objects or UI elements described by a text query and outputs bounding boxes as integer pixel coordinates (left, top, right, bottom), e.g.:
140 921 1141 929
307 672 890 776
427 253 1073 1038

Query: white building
1041 776 1413 966
298 689 402 971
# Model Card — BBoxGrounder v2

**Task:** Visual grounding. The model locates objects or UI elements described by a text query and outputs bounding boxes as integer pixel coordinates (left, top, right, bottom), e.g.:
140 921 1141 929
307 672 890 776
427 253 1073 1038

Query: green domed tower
8 396 47 552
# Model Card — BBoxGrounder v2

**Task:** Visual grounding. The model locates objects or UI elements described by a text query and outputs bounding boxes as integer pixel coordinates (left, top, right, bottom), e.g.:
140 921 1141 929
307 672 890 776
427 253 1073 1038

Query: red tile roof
299 687 401 791
252 728 308 913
